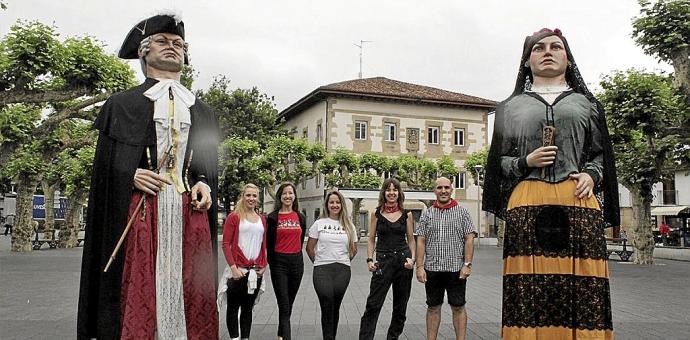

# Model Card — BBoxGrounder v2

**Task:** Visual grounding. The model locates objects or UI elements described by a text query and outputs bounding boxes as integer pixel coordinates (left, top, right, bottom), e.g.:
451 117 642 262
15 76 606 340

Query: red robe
120 192 218 339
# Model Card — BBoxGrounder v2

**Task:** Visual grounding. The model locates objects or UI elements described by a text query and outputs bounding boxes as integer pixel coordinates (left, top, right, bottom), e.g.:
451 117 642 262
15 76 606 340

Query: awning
651 206 690 216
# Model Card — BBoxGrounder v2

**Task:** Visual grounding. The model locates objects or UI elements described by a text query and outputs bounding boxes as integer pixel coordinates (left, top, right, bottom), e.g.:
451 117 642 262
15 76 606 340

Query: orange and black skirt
502 180 613 340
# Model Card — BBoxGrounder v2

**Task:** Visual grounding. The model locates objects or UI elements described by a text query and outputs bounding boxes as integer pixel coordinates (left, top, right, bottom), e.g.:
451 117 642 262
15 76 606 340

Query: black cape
77 78 219 340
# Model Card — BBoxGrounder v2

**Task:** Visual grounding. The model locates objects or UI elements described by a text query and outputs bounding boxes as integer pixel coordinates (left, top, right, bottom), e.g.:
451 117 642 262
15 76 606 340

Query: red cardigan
222 212 268 268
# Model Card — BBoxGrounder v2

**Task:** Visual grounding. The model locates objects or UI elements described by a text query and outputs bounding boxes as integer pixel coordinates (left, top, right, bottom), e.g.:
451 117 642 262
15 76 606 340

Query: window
384 123 396 142
302 127 308 139
454 172 465 189
355 121 368 140
454 128 465 146
314 208 320 221
315 173 321 189
316 123 323 142
428 126 439 144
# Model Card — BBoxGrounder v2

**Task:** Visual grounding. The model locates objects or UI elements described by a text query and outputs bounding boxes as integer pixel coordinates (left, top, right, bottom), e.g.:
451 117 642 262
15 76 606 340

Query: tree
599 69 688 264
632 0 690 140
41 169 61 243
0 20 134 252
321 151 460 230
218 137 261 208
321 149 383 232
198 76 285 141
55 125 96 248
217 136 326 209
465 147 489 187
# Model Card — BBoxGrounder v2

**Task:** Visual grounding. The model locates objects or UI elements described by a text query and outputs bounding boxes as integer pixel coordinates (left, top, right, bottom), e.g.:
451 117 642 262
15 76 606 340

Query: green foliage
1 142 42 178
218 137 261 204
218 135 326 205
0 104 40 144
57 144 95 197
359 152 388 173
58 36 135 92
199 76 285 142
599 69 688 198
350 172 382 189
436 155 459 179
0 20 62 91
180 64 198 90
332 148 359 171
465 147 489 186
632 0 690 63
0 20 135 93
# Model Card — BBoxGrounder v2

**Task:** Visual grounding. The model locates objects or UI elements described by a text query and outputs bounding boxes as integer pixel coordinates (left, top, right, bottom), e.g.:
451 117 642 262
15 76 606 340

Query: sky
1 0 672 112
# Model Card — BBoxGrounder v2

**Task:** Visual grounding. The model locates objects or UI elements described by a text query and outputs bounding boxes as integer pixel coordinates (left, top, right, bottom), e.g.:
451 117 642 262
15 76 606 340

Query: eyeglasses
152 36 185 50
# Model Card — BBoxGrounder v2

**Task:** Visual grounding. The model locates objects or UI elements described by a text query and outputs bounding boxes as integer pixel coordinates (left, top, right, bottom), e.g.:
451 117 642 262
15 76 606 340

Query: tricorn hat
118 14 186 61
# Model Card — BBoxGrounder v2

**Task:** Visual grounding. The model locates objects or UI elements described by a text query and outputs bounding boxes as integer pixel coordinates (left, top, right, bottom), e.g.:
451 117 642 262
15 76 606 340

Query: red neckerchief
383 203 400 213
432 200 457 210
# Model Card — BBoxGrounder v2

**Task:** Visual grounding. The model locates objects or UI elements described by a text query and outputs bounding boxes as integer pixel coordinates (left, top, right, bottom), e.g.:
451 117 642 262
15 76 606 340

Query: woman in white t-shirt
306 190 358 340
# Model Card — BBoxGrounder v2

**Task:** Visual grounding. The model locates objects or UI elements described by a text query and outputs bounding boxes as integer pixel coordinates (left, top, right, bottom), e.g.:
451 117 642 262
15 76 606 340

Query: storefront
651 206 690 247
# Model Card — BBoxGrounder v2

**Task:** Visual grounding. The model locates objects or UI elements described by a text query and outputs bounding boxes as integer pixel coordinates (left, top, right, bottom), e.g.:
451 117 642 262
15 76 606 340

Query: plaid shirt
416 204 477 272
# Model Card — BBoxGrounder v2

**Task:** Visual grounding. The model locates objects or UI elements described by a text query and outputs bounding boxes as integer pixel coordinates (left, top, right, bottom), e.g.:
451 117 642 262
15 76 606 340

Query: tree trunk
59 190 86 248
11 173 41 252
629 188 655 264
670 48 690 104
42 181 57 241
350 198 363 241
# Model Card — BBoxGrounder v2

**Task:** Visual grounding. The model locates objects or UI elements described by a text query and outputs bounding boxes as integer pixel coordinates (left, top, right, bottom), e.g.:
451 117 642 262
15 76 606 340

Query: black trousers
270 252 304 340
226 275 262 338
358 250 413 340
313 263 351 340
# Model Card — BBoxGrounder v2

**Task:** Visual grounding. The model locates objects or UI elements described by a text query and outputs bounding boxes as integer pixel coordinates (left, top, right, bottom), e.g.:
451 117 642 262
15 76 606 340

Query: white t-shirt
308 218 352 267
239 218 264 261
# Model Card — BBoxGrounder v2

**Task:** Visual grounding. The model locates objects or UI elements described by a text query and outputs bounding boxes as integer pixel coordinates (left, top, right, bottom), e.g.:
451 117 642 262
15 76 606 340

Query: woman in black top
266 183 307 340
358 178 415 340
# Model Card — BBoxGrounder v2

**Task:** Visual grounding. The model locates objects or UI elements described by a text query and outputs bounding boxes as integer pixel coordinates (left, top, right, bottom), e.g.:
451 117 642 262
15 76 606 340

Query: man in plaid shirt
415 177 477 340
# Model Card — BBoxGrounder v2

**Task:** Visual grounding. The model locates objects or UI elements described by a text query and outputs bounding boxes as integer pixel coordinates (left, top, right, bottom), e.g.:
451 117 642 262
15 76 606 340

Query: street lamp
473 165 483 246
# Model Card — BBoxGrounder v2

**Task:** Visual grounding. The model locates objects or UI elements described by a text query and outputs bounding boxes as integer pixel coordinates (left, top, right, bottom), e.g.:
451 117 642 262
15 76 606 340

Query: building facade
617 168 690 247
270 77 496 237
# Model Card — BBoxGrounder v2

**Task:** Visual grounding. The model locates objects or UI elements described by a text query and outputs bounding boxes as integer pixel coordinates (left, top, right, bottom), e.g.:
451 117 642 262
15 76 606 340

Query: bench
605 237 634 262
32 228 60 250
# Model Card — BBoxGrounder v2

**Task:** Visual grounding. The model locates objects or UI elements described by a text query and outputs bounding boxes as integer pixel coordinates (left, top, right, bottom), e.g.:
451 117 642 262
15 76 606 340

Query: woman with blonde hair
221 183 267 340
306 190 358 340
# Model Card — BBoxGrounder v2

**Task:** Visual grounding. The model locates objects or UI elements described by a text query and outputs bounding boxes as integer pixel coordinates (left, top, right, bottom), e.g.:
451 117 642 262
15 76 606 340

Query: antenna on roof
353 40 373 79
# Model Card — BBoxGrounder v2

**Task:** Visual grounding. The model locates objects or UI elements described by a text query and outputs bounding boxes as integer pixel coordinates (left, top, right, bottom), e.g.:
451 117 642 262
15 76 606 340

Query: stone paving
1 235 690 339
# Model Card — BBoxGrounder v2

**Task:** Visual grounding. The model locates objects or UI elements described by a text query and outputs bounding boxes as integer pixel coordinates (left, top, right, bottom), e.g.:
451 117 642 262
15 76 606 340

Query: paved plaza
1 236 689 339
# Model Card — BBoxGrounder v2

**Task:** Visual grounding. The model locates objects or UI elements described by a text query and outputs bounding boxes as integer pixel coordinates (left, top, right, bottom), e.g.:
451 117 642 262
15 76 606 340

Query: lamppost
473 165 483 246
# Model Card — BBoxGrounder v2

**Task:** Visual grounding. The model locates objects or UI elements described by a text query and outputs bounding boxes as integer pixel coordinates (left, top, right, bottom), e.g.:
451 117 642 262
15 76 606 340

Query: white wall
675 170 690 205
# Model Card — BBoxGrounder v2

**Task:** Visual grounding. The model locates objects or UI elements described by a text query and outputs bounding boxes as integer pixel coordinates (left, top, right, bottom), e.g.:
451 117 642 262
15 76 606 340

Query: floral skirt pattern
502 180 613 340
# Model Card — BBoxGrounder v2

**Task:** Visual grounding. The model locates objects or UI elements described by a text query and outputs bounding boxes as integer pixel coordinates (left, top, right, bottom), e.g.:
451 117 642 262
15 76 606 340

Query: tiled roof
320 77 496 106
280 77 497 119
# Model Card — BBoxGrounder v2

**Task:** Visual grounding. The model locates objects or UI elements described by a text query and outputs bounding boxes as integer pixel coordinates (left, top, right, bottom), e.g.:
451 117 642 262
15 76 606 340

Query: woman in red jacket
222 183 267 340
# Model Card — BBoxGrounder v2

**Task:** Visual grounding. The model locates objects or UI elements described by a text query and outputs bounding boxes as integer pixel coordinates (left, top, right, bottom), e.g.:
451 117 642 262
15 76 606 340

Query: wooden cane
541 125 556 178
103 146 173 273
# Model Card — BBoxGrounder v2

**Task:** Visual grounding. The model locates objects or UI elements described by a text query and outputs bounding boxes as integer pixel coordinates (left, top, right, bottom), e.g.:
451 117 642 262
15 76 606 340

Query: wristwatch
366 258 374 263
463 262 472 268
